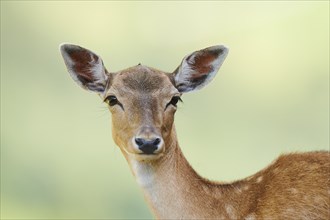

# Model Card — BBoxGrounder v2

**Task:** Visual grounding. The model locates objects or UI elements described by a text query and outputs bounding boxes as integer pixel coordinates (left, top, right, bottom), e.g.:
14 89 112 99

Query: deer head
60 44 228 162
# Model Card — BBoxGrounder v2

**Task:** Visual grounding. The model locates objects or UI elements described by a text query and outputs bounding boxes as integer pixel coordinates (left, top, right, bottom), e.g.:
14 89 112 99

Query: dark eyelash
165 96 183 110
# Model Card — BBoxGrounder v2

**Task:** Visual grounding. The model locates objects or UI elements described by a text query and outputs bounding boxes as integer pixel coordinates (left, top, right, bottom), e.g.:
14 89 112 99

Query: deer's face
60 44 228 161
104 67 180 161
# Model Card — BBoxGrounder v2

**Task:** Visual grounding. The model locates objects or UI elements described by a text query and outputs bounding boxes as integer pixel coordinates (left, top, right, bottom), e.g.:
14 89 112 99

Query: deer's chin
133 153 164 162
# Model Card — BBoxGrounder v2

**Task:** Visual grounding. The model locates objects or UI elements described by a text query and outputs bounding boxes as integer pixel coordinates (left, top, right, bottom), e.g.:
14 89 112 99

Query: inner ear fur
60 43 110 93
173 45 228 93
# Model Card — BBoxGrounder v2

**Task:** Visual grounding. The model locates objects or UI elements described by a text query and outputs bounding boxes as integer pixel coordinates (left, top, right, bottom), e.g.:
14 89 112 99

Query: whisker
95 105 110 118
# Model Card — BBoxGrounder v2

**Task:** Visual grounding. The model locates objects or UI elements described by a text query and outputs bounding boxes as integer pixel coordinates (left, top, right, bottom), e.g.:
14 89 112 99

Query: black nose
135 137 161 154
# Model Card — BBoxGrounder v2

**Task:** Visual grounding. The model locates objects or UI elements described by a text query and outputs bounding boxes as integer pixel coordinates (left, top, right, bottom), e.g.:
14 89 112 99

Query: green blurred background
1 1 329 219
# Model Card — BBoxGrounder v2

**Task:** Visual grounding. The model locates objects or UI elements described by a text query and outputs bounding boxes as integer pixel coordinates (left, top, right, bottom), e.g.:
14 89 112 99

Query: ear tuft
60 43 109 93
173 45 228 93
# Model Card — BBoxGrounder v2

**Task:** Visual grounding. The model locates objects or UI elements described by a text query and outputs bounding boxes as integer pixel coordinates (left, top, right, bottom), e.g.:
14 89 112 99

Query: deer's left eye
166 96 182 109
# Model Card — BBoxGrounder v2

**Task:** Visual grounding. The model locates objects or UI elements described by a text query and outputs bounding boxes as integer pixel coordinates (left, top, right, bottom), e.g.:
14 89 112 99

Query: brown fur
137 142 329 219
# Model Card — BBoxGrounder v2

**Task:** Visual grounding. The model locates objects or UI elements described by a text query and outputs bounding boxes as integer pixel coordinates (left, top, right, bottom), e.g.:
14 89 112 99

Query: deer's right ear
60 44 110 93
173 45 228 93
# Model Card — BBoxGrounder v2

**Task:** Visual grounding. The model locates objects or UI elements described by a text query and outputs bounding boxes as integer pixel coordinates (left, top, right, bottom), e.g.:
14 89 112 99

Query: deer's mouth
133 152 164 161
122 145 164 161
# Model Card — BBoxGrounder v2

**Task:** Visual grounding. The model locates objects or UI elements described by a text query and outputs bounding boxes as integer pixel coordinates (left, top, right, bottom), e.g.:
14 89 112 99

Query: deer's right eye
105 96 125 110
105 96 119 106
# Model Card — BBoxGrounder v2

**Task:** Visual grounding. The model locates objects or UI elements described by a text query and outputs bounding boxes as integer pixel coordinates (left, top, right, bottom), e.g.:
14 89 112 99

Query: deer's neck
126 135 240 219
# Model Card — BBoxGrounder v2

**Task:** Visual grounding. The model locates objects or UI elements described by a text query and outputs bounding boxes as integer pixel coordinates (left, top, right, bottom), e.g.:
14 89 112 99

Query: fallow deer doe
60 44 329 220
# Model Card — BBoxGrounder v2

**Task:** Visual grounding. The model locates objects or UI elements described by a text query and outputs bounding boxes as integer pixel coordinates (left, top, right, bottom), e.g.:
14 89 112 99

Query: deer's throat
129 159 157 188
127 142 208 218
128 140 183 188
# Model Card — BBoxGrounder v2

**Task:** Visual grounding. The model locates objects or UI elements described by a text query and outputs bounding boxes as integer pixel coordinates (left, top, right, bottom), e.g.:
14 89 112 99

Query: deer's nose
135 137 161 154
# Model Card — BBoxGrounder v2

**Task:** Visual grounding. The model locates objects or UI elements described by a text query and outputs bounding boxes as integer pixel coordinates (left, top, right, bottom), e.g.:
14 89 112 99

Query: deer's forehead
109 66 177 97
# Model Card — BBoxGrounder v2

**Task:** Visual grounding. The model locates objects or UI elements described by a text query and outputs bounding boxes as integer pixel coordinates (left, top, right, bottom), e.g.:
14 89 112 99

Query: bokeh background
1 1 329 219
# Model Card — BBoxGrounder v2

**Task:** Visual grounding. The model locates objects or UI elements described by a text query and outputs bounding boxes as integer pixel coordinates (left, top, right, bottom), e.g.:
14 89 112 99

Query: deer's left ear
173 45 228 93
